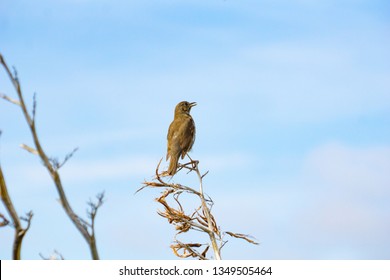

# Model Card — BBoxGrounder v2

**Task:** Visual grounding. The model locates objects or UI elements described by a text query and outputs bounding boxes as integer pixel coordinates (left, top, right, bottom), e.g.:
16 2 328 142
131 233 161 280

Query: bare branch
48 147 79 170
20 211 34 231
20 144 39 155
32 92 37 125
12 66 19 83
1 53 102 259
0 165 33 259
0 212 10 227
0 93 21 106
87 192 105 235
59 147 79 169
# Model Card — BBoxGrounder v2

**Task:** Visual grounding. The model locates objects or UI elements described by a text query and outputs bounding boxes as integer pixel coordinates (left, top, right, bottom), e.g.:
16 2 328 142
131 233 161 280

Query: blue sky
1 0 389 259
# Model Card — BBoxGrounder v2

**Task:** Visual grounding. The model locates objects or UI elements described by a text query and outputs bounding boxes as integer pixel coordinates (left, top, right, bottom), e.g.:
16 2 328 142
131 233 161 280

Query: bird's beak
189 102 197 108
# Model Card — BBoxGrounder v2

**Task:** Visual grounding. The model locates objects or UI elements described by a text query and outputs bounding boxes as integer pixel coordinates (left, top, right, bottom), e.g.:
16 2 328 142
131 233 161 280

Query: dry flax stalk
225 231 259 245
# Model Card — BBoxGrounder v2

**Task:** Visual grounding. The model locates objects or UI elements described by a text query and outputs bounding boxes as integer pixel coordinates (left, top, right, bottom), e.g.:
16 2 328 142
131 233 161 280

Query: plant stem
194 163 221 260
0 166 31 259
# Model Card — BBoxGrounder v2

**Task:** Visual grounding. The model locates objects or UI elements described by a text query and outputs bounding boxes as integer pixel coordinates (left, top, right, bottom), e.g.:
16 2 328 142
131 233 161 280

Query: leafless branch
0 53 103 259
0 165 33 259
0 93 21 106
0 212 10 227
49 147 79 170
20 211 34 231
20 144 39 155
87 192 105 236
32 92 37 124
59 147 79 169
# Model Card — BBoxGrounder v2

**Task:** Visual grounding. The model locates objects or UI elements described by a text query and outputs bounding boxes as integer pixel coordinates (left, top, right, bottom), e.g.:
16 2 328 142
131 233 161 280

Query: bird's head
175 101 197 115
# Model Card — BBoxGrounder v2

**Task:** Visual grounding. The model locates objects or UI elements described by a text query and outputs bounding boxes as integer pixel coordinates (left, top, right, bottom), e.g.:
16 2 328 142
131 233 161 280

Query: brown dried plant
138 159 258 260
0 53 104 259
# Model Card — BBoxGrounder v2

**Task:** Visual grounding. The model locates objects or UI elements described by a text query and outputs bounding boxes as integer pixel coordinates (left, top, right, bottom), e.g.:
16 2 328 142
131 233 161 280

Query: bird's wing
166 121 174 160
167 119 181 160
179 116 196 159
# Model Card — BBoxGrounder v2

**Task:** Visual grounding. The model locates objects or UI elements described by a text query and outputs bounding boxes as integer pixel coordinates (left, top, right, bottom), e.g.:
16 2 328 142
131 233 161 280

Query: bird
166 101 197 176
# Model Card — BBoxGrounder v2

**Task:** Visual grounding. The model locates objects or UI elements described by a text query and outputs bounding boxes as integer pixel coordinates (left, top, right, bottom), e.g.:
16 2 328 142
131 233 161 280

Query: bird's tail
167 154 179 176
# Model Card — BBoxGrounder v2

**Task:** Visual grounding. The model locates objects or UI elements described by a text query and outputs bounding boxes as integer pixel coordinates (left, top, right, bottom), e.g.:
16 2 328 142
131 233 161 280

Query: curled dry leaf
225 231 259 245
171 242 205 259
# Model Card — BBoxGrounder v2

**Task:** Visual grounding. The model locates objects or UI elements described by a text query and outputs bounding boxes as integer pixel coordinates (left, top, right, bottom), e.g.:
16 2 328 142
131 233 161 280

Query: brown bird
166 101 197 175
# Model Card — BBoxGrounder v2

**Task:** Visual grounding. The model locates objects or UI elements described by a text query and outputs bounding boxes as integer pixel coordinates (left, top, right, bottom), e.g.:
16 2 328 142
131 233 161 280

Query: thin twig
0 93 21 106
0 213 10 227
20 144 39 155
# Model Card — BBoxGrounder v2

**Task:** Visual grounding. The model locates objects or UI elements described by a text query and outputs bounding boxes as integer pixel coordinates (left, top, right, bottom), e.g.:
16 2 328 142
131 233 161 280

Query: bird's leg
186 154 198 169
177 162 192 174
177 155 198 174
